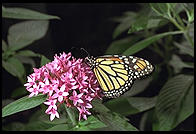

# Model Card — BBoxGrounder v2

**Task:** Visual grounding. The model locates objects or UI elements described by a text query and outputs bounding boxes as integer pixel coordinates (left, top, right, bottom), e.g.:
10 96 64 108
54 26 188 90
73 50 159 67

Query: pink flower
27 84 40 97
44 98 57 112
24 52 103 121
77 106 91 121
69 90 84 106
24 76 35 89
46 108 60 121
52 84 69 102
39 79 58 96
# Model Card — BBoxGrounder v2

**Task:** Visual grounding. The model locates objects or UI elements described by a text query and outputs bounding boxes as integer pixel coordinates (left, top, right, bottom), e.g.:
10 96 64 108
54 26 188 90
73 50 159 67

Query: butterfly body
85 55 154 98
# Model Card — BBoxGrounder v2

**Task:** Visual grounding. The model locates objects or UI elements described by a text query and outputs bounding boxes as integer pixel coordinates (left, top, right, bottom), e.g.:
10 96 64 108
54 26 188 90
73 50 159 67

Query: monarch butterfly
83 52 154 98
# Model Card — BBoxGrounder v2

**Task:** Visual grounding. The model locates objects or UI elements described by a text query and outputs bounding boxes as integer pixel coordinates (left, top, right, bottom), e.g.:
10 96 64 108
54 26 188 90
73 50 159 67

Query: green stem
169 17 194 46
174 10 185 29
64 104 77 126
169 18 184 31
184 30 194 46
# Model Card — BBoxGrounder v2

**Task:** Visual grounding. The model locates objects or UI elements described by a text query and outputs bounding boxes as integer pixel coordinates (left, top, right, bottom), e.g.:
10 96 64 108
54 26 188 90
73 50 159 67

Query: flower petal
50 114 55 121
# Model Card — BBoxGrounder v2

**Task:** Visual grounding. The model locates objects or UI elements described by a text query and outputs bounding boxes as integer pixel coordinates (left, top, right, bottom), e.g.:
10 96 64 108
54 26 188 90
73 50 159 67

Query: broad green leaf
2 6 60 20
139 109 155 131
8 20 49 51
40 112 68 125
46 124 71 131
167 3 176 11
128 10 169 34
169 55 194 73
72 116 106 131
2 122 25 131
172 82 194 129
2 94 47 118
16 50 40 57
15 55 36 68
128 15 148 34
93 99 138 131
127 7 151 34
2 99 15 108
112 5 150 38
122 31 183 55
150 3 169 18
183 3 194 23
65 106 78 126
154 75 193 131
188 23 194 44
11 87 28 98
25 120 54 131
112 12 137 39
2 40 7 52
174 41 194 57
40 55 51 66
123 76 153 97
105 36 141 54
104 96 157 116
2 57 25 78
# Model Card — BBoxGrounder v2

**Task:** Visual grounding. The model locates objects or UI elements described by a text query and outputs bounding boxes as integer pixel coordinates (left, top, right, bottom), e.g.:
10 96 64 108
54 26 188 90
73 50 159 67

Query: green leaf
2 57 25 78
16 50 41 57
139 109 155 131
105 36 141 54
25 120 55 131
128 10 169 34
112 12 137 39
2 122 25 131
104 96 157 116
122 31 183 55
14 55 36 68
154 74 193 131
174 41 194 57
2 40 7 52
73 116 106 131
11 87 28 98
40 55 51 66
2 6 60 20
2 94 47 118
172 82 194 129
8 20 49 51
93 99 138 131
183 3 194 23
188 23 194 45
167 3 176 11
150 3 170 18
40 112 68 125
65 105 78 126
128 15 148 34
46 124 71 131
123 76 153 97
169 55 194 73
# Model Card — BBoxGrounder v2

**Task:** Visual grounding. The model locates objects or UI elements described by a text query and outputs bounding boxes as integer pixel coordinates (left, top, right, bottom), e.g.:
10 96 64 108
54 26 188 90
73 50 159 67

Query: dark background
2 3 142 99
2 3 193 130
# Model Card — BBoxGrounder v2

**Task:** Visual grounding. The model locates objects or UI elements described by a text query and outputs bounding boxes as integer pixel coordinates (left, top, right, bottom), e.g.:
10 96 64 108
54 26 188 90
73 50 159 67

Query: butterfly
84 53 154 98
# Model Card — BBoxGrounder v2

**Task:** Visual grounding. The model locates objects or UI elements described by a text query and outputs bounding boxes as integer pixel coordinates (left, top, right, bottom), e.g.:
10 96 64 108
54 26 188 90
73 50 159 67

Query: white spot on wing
132 58 137 63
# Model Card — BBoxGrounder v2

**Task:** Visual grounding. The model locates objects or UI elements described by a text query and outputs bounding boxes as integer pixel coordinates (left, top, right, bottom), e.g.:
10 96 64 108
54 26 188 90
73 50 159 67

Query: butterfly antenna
80 48 90 57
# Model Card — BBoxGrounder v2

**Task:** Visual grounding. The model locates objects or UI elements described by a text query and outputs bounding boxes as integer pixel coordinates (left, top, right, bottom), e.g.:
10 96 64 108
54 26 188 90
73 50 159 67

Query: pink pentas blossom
46 108 60 121
24 52 103 121
52 84 69 102
69 90 84 106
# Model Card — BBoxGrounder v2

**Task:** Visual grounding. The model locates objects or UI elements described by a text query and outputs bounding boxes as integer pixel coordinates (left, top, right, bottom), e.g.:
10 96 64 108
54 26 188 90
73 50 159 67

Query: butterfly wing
127 56 154 80
93 55 133 98
90 55 154 98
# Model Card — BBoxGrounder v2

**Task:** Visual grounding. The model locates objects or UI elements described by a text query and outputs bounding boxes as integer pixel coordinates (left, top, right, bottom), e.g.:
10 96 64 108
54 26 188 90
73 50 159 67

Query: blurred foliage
2 3 194 131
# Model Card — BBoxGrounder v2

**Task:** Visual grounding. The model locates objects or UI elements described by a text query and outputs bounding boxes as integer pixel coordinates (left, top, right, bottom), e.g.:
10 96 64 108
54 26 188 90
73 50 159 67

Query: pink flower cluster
24 52 103 121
